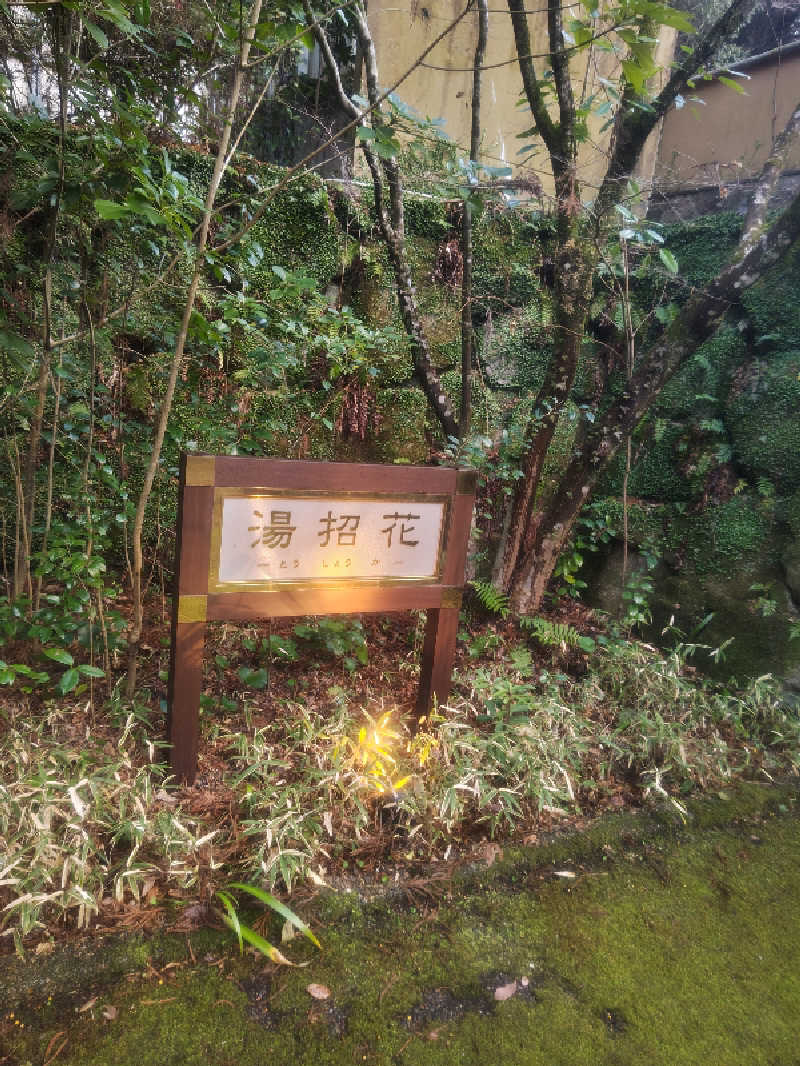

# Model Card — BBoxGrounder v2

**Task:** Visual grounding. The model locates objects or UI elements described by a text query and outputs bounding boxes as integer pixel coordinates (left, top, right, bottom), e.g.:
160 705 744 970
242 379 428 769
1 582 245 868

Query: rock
781 539 800 604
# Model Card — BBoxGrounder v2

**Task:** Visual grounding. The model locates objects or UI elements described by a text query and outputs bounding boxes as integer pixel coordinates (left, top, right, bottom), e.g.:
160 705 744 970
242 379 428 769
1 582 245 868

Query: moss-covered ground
3 781 799 1065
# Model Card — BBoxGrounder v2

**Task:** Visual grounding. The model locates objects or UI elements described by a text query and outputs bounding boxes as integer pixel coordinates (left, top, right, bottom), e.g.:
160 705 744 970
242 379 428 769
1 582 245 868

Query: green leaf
238 666 269 690
0 329 36 361
125 196 164 225
635 1 694 33
718 75 746 95
84 20 109 50
95 198 129 220
220 914 296 964
216 890 242 952
43 647 74 666
226 883 321 948
100 0 139 37
79 664 106 678
373 138 401 160
58 668 80 694
659 248 679 274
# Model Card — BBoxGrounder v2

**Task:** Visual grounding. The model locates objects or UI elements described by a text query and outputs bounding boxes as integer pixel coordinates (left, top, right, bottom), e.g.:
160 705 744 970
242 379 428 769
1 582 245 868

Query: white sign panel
216 495 446 584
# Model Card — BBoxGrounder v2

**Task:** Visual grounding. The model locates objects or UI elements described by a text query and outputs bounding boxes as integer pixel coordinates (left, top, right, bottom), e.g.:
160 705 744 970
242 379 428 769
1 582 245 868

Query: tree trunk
124 0 264 697
460 0 488 438
308 0 460 439
16 3 70 600
507 172 800 613
495 236 595 604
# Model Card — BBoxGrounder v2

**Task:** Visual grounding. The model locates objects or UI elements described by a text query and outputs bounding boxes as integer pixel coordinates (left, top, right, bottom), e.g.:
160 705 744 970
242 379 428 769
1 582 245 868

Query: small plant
469 580 510 619
621 570 655 630
464 630 505 660
508 644 533 672
748 583 778 618
553 546 588 597
240 633 299 663
294 617 368 672
521 616 595 654
214 882 320 963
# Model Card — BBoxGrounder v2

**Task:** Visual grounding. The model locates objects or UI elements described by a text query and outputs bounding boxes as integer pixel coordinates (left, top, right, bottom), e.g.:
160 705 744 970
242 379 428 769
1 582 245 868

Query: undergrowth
2 633 799 949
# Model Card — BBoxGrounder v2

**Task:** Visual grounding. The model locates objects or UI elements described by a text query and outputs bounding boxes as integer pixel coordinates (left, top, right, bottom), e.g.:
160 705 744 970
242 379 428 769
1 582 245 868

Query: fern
521 615 595 653
470 580 510 618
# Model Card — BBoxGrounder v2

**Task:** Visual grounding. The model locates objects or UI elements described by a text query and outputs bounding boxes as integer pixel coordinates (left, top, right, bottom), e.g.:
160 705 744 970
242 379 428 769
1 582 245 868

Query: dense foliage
1 0 799 946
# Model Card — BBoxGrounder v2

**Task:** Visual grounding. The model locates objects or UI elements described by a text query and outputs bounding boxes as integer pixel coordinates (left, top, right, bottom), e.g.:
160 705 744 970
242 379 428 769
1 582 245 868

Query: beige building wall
656 47 800 191
366 0 676 200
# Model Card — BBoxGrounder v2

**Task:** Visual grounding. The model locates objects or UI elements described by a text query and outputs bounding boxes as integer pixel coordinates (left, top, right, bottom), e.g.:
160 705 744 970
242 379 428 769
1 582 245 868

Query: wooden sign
167 455 477 784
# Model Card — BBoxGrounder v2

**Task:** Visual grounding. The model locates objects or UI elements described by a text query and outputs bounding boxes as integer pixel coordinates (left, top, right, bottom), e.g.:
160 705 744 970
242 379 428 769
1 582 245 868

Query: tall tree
493 0 800 611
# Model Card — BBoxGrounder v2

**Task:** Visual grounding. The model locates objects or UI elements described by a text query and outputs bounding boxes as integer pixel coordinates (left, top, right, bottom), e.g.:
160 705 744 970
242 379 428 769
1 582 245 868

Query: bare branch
213 0 472 256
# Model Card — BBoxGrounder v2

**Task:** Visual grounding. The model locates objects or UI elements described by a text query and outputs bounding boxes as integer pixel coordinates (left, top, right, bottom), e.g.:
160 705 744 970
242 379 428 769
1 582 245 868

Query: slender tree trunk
495 237 595 605
459 0 488 438
124 0 264 698
17 3 70 600
307 0 460 439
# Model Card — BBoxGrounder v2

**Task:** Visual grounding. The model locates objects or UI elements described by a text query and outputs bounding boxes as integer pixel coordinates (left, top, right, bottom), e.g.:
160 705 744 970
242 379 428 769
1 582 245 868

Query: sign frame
167 454 477 784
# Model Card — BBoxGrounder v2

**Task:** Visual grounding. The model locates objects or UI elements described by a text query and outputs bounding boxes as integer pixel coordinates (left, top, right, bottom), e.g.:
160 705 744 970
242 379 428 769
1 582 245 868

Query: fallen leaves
43 1032 68 1066
493 976 530 1001
307 983 331 1000
476 842 503 868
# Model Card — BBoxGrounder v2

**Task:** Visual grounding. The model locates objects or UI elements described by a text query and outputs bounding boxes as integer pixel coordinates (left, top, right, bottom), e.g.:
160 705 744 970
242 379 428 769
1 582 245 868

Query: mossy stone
727 351 800 490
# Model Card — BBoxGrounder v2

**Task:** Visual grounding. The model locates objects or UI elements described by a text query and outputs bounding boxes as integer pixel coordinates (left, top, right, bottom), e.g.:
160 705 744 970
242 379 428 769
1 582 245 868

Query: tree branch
547 0 575 171
594 0 757 222
741 100 800 248
518 182 800 597
507 0 560 161
213 0 472 256
308 0 460 439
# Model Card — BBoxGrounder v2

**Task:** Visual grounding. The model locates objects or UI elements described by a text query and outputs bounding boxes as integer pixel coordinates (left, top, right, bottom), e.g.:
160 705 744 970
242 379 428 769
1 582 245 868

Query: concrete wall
655 46 800 194
367 0 676 198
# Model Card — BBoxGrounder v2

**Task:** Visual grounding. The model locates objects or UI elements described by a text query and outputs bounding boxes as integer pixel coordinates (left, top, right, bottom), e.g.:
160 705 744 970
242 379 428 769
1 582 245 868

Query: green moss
727 351 800 489
630 423 695 502
655 326 746 418
740 241 800 350
686 495 774 576
403 195 449 239
9 786 800 1066
243 175 341 288
374 387 428 463
590 498 670 550
782 488 800 539
660 212 743 287
472 213 542 314
482 302 552 391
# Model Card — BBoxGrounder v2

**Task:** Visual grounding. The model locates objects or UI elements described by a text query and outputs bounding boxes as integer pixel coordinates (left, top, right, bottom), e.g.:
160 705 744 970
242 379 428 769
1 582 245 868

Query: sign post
167 455 476 784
